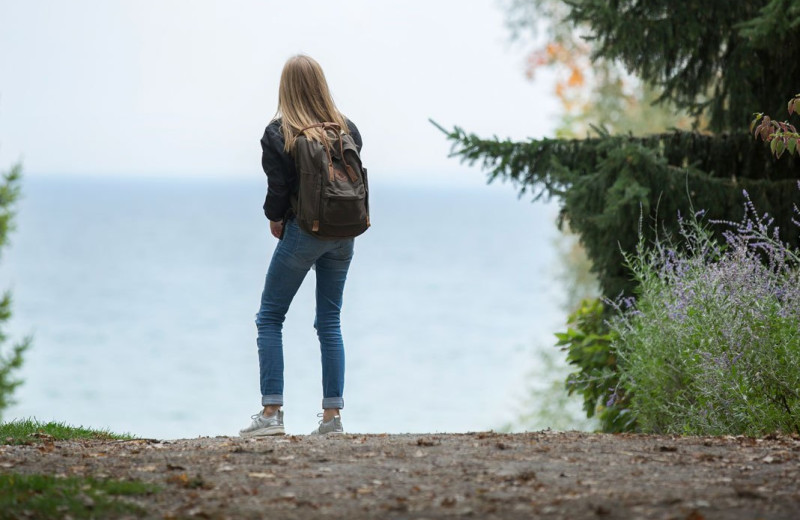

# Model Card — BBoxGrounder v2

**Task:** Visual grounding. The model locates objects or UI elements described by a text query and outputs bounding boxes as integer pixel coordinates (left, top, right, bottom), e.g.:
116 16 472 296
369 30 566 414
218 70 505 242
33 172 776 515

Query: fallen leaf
166 473 190 486
734 486 765 500
166 473 212 490
594 505 611 516
515 471 537 482
441 497 457 507
695 453 718 462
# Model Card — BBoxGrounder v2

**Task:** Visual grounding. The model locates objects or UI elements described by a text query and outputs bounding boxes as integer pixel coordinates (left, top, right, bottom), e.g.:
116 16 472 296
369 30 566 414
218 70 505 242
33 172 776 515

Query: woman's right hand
270 220 284 239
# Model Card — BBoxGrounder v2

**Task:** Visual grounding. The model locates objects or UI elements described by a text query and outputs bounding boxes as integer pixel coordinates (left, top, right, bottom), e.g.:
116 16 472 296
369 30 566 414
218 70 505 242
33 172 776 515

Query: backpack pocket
321 185 367 227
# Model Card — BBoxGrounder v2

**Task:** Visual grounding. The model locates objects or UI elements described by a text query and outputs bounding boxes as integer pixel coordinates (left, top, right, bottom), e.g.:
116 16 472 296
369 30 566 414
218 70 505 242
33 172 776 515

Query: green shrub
555 298 634 432
610 198 800 435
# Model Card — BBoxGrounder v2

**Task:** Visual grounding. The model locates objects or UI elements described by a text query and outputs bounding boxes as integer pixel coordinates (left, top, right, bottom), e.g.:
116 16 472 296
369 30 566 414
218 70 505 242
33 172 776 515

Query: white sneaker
239 410 285 437
310 414 344 435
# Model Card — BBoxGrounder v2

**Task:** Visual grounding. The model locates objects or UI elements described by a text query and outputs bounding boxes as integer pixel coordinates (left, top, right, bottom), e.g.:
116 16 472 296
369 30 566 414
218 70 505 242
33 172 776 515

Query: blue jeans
255 218 354 410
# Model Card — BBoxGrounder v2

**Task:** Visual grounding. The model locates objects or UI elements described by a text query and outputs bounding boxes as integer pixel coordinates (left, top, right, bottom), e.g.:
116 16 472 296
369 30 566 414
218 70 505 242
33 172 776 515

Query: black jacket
260 118 362 221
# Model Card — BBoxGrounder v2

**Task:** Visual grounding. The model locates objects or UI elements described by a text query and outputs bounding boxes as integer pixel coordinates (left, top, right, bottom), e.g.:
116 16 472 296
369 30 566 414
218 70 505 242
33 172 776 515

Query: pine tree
440 0 800 299
566 0 800 132
0 163 29 419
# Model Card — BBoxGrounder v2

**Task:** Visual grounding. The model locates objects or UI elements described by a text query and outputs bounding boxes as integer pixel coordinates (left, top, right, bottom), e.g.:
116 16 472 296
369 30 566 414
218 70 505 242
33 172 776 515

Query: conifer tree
440 0 800 299
0 163 29 418
565 0 800 132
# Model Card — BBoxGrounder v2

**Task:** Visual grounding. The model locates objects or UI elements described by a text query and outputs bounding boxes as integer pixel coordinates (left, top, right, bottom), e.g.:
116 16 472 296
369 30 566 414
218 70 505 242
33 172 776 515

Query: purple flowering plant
608 187 800 435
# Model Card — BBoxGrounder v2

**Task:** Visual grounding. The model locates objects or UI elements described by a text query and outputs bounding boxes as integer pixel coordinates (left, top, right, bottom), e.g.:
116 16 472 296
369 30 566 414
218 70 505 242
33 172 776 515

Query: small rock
248 472 275 479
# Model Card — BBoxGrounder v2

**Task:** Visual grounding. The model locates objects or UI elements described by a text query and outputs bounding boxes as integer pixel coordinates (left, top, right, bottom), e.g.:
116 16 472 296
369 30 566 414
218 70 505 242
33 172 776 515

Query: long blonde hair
276 55 349 153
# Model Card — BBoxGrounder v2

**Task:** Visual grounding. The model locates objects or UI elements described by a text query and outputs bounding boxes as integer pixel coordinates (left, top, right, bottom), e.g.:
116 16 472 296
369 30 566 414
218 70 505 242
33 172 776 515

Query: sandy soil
2 431 799 519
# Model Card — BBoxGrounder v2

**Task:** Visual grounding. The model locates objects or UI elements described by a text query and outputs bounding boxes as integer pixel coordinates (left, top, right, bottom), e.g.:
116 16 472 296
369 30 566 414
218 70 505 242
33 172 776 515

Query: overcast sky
0 0 557 182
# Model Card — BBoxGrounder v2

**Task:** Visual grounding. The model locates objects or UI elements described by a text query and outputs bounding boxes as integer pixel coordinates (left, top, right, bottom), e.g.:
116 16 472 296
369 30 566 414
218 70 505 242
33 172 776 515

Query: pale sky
0 0 557 181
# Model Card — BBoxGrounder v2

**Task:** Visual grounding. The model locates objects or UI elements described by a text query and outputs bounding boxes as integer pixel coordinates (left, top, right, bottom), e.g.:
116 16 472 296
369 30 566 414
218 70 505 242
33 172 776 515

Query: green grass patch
0 419 134 445
0 473 158 519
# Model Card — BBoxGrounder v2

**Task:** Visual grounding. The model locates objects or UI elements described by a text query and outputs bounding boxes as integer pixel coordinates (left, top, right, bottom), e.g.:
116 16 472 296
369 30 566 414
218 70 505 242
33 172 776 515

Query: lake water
1 174 566 439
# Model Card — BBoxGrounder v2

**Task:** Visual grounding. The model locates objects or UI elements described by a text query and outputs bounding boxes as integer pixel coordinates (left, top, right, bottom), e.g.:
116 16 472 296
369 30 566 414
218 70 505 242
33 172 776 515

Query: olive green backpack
291 122 370 239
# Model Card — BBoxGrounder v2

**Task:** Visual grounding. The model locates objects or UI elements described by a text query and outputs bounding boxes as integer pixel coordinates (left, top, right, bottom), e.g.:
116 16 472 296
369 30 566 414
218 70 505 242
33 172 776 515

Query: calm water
1 174 564 438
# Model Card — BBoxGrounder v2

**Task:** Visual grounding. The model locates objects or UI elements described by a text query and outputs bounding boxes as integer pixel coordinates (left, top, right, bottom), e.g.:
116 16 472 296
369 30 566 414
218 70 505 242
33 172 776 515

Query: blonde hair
276 55 349 153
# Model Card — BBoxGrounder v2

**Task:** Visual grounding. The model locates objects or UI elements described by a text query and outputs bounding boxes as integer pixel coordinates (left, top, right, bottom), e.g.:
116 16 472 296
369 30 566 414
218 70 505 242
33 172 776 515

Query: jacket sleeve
260 126 292 221
347 120 363 152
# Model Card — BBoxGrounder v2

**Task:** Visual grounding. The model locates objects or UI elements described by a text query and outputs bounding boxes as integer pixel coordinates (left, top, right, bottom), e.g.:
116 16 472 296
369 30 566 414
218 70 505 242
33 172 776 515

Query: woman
240 55 362 437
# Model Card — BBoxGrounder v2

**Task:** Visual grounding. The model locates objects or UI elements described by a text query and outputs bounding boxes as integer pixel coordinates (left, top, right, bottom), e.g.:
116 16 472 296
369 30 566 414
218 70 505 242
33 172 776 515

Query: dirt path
2 431 799 519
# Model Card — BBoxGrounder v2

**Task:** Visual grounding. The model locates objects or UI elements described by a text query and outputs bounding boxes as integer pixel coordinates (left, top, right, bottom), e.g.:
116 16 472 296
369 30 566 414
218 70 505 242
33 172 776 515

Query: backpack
290 122 370 239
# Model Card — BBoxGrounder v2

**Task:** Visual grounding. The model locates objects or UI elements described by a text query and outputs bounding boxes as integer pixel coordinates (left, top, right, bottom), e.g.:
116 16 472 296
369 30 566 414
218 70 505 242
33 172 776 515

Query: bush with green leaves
751 93 800 159
0 163 29 419
555 298 634 433
609 193 800 435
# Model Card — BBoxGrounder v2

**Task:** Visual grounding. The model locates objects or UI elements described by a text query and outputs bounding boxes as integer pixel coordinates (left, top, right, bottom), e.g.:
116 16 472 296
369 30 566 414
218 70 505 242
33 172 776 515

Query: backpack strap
298 122 340 134
298 123 357 182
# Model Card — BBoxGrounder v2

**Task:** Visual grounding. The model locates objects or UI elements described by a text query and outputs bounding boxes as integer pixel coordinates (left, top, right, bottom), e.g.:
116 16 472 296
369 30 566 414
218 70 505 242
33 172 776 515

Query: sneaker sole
239 426 285 438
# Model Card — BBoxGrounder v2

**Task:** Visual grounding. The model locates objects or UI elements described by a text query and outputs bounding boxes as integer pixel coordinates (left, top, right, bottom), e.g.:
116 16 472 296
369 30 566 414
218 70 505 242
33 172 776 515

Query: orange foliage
526 38 592 108
567 67 584 87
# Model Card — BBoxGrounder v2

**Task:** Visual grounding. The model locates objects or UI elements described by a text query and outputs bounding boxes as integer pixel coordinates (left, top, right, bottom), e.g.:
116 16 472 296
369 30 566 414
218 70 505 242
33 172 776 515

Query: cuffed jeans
255 218 354 410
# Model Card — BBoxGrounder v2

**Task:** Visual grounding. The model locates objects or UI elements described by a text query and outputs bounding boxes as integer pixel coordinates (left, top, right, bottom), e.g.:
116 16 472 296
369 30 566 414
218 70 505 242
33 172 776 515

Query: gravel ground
2 431 799 519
